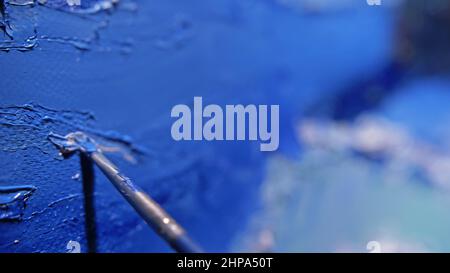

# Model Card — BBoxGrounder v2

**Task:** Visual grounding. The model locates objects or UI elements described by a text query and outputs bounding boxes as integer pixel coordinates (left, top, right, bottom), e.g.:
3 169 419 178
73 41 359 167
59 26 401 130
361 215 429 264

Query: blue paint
0 0 395 252
380 78 450 145
0 185 37 221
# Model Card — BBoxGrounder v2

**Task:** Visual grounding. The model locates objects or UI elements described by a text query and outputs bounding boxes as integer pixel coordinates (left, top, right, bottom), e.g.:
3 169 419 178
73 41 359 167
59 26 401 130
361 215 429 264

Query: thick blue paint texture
0 185 37 221
0 0 394 252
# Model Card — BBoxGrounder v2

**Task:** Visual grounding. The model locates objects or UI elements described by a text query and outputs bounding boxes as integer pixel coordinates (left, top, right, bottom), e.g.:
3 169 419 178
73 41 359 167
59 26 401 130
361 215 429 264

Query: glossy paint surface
0 0 394 252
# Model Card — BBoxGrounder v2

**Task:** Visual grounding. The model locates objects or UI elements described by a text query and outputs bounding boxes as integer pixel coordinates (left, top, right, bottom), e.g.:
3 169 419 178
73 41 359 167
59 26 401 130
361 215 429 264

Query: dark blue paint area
380 78 450 145
0 0 394 252
328 61 405 121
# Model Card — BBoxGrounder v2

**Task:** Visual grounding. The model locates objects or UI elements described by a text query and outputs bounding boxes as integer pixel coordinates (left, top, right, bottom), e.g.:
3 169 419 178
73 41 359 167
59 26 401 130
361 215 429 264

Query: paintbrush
48 131 202 253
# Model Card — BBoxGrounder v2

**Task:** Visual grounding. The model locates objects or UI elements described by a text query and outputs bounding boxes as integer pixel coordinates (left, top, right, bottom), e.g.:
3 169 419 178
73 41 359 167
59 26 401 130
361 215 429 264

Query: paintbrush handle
90 151 202 253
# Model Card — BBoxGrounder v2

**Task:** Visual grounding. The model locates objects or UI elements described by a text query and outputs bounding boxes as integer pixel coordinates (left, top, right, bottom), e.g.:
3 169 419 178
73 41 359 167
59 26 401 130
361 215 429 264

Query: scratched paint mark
0 0 135 52
5 0 119 14
0 32 37 51
0 103 146 161
0 184 37 221
38 35 92 51
41 0 119 14
0 19 129 53
24 193 80 220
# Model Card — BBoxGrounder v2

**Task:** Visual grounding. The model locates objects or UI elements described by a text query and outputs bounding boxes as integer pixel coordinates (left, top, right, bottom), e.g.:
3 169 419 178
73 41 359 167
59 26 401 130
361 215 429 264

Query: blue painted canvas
1 0 450 253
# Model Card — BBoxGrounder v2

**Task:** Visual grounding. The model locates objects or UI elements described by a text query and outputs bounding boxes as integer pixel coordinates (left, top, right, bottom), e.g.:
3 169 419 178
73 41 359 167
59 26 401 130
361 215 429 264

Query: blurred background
1 0 450 252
